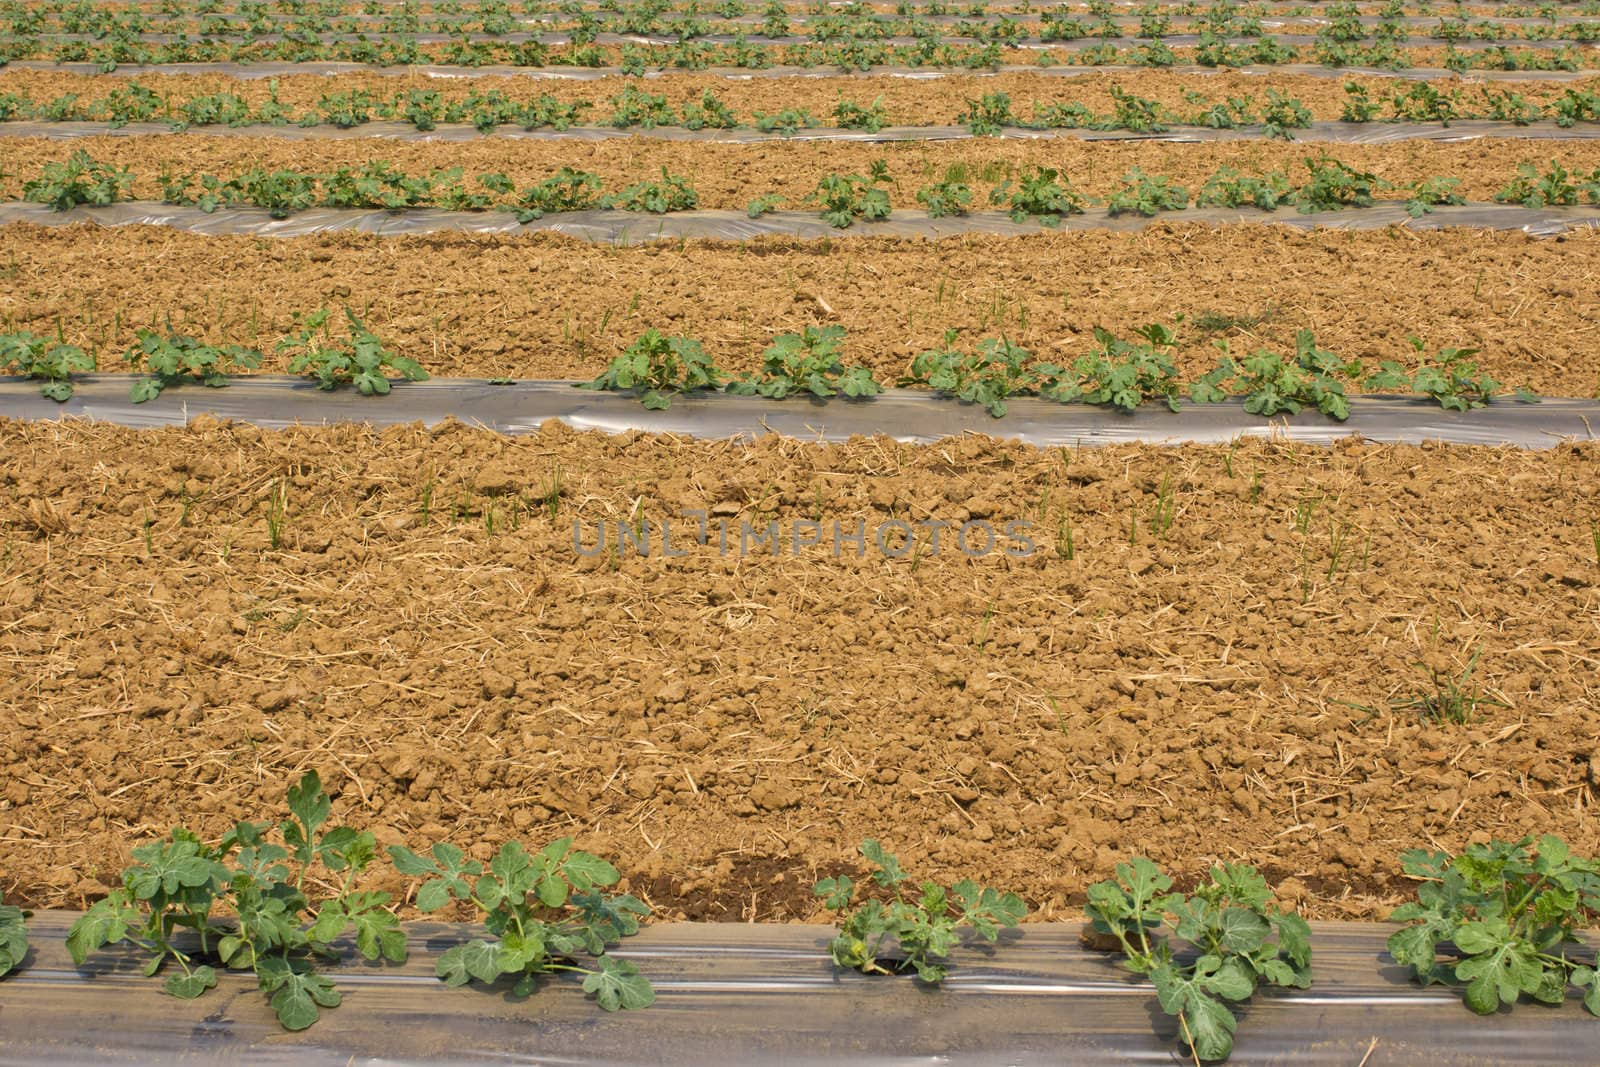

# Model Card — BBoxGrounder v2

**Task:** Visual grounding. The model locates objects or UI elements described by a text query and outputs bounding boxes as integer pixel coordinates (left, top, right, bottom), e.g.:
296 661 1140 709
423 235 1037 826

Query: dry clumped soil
0 419 1597 922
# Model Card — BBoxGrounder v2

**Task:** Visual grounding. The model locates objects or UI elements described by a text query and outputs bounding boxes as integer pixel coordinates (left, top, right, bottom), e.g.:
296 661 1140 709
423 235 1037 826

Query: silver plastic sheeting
7 118 1600 145
1 913 1597 1065
7 60 1600 83
14 31 1597 50
1 201 1596 240
0 377 1592 449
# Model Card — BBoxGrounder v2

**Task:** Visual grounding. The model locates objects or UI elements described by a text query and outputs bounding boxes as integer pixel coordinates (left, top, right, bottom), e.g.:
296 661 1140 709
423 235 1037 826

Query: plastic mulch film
1 378 1594 448
7 118 1600 145
7 60 1600 83
2 913 1598 1065
1 201 1596 240
13 32 1600 50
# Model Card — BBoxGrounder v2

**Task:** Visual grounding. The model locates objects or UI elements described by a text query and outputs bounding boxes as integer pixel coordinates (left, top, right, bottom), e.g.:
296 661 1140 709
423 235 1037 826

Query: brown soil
1 224 1597 397
0 421 1596 922
4 68 1599 126
6 132 1597 207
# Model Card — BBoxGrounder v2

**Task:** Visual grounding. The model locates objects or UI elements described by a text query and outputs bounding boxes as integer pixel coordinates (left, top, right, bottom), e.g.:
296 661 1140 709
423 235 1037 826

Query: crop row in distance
5 32 1600 73
17 2 1600 43
12 150 1600 223
1 314 1541 417
13 0 1600 20
14 0 1600 45
4 80 1598 132
1 772 1596 1063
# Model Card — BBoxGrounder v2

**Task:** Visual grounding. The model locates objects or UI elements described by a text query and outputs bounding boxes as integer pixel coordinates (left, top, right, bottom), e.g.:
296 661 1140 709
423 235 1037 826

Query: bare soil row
0 421 1596 921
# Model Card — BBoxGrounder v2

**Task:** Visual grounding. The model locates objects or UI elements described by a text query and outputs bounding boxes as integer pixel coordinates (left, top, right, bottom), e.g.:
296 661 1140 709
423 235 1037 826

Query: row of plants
584 322 1539 416
15 150 702 219
10 0 1599 22
0 308 426 401
6 79 1600 135
0 772 1594 1064
17 13 1600 46
0 313 1541 415
2 32 1597 73
16 150 1600 228
18 1 1600 45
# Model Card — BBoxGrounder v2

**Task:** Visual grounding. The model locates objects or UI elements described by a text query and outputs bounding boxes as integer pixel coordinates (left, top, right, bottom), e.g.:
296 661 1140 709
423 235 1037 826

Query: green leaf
165 965 218 999
67 895 136 965
258 957 341 1031
1572 965 1600 1016
582 956 655 1011
1217 907 1270 954
282 770 330 864
564 851 621 892
129 378 164 403
861 840 907 887
437 939 508 986
416 878 453 913
1202 955 1257 1001
387 845 439 877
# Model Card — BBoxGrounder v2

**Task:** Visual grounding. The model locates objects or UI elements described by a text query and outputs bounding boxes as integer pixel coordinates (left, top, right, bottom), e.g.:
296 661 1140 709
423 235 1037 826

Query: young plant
915 178 972 219
601 169 697 213
21 150 133 210
0 330 95 401
218 169 319 219
1052 323 1182 413
277 308 427 395
726 325 881 399
1196 167 1294 212
746 193 784 218
753 108 816 136
808 170 891 228
123 330 263 402
1085 859 1312 1063
1105 167 1189 217
66 771 405 1031
387 838 653 1010
0 898 27 978
1220 330 1363 421
680 90 738 130
834 96 887 132
958 91 1013 135
504 167 602 222
1260 89 1312 139
579 329 723 409
904 332 1032 417
1293 153 1387 213
606 85 674 130
1404 175 1465 217
1388 836 1600 1016
989 166 1085 226
1365 337 1500 411
813 840 1025 983
1494 160 1599 208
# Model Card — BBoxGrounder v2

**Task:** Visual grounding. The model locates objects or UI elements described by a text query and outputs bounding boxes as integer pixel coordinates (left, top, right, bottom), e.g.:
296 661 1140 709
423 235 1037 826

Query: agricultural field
1 0 1599 1062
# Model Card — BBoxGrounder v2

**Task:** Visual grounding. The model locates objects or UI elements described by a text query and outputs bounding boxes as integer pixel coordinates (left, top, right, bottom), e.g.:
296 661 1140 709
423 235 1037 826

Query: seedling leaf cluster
388 838 654 1010
1086 859 1312 1063
814 840 1025 983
